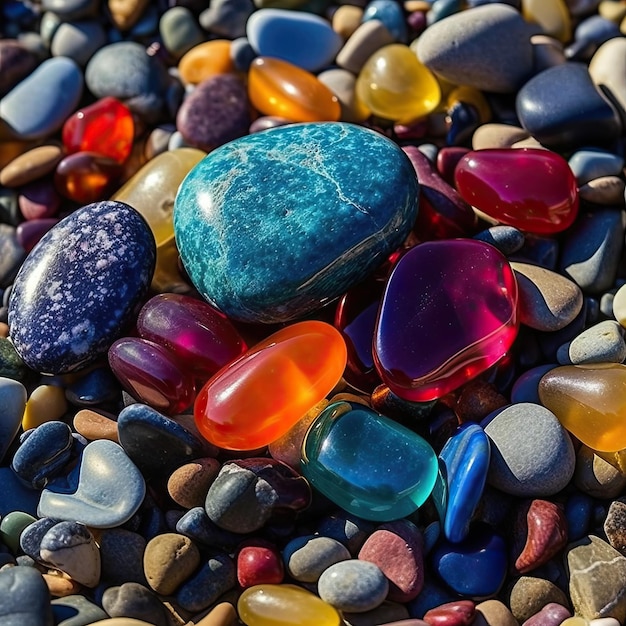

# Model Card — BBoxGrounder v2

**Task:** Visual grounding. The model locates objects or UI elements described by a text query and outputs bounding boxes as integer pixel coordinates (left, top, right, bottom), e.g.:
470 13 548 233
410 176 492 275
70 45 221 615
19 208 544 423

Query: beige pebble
108 0 150 30
471 123 530 150
599 0 626 22
589 38 626 119
0 144 64 187
575 445 626 498
43 572 82 597
144 533 200 596
189 602 237 626
560 619 589 626
474 600 519 626
590 618 622 625
22 384 68 431
332 5 363 39
404 0 430 10
511 136 547 149
167 458 220 509
73 409 119 442
613 283 626 328
336 20 395 74
578 176 626 205
317 68 370 123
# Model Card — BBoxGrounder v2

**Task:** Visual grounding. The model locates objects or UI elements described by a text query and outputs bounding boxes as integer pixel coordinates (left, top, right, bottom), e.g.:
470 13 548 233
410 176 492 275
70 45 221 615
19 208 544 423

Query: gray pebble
568 148 625 185
600 291 617 318
473 225 525 256
199 0 254 39
102 582 168 626
40 11 63 47
50 20 107 66
558 320 626 365
159 7 204 60
230 37 257 72
318 559 389 613
0 566 53 626
482 403 576 497
283 535 351 582
52 595 108 626
316 512 374 555
42 0 99 20
99 529 147 586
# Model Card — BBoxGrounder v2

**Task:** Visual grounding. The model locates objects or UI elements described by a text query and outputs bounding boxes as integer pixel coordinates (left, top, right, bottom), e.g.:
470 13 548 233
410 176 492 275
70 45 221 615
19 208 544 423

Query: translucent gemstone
178 40 234 85
538 363 626 453
62 97 134 163
355 44 441 123
238 584 341 626
454 148 579 234
108 337 195 415
194 321 347 450
248 57 341 122
301 401 438 521
54 152 122 204
136 293 247 379
374 239 518 402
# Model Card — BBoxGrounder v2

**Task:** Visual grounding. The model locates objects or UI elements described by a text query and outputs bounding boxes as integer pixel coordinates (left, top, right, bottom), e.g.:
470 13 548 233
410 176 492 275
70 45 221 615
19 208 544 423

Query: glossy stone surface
174 122 419 323
109 337 195 415
38 440 146 528
539 363 626 453
137 293 247 379
454 149 579 235
178 40 234 85
301 401 438 521
62 97 134 163
8 201 155 375
195 321 345 450
0 377 26 464
433 423 491 544
248 57 341 122
238 584 342 626
374 240 518 402
355 44 441 123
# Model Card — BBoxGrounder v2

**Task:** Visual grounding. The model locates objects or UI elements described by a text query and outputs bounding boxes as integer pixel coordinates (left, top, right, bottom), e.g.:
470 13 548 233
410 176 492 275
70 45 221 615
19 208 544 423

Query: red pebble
358 519 424 602
436 147 469 186
62 96 134 163
423 600 476 626
237 541 284 588
454 148 579 234
54 151 122 203
511 499 568 574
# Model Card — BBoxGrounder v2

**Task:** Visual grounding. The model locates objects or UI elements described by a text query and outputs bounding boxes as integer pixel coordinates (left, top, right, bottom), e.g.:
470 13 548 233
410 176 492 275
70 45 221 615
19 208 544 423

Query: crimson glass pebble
374 239 518 402
54 151 122 204
136 293 248 380
454 148 579 234
62 97 134 164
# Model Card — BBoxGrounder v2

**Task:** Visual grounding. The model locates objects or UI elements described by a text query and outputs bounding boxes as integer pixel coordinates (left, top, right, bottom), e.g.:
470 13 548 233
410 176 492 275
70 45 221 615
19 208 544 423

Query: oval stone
174 122 419 323
8 201 155 374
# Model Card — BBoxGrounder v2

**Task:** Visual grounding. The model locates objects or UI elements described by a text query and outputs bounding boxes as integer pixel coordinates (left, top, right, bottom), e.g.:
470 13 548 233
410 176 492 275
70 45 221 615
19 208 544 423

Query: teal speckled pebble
173 122 419 324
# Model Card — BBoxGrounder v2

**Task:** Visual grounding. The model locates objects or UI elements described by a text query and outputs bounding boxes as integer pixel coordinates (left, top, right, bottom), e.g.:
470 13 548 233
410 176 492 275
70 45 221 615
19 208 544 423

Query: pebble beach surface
1 0 626 625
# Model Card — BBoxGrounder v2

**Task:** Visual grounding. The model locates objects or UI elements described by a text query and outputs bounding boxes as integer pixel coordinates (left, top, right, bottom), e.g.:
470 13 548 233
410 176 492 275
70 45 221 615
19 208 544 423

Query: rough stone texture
508 576 569 623
604 498 626 554
558 320 626 365
143 533 200 595
574 445 626 499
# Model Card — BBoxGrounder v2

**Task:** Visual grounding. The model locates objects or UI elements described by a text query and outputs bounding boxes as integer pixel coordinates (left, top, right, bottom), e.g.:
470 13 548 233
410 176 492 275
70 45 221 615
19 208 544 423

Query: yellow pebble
178 40 234 85
331 5 364 39
560 619 589 626
522 0 572 42
22 384 67 430
599 0 626 22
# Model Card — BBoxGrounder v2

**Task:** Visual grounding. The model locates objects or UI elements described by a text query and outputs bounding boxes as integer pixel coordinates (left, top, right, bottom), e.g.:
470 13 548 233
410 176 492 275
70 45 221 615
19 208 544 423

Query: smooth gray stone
42 0 99 19
482 403 576 497
52 595 108 626
416 4 535 93
558 320 626 365
0 57 83 140
568 148 624 185
199 0 254 39
0 566 53 626
473 225 525 256
283 535 351 582
559 209 626 294
50 20 107 66
175 554 236 612
102 582 168 626
159 7 204 59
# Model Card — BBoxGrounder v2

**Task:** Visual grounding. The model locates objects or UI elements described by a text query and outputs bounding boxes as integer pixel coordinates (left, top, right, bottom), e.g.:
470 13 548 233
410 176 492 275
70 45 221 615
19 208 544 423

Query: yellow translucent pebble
238 584 341 626
248 57 341 122
23 384 67 430
538 363 626 453
522 0 572 42
355 43 441 123
178 40 234 85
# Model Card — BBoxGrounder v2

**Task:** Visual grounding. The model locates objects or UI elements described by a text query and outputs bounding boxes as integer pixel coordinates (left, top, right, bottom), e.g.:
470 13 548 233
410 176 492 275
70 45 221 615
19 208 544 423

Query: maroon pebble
423 600 476 626
521 602 572 626
236 540 284 589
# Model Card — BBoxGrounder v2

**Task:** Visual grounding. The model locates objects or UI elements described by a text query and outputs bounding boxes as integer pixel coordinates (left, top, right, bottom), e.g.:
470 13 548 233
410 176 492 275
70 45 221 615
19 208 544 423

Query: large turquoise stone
173 122 419 323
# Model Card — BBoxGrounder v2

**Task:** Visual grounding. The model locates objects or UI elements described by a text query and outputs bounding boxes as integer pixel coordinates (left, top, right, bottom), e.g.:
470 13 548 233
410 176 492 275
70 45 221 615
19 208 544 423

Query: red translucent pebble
194 320 347 450
454 148 579 234
137 293 248 380
108 337 195 415
62 96 134 163
54 151 123 204
374 239 518 402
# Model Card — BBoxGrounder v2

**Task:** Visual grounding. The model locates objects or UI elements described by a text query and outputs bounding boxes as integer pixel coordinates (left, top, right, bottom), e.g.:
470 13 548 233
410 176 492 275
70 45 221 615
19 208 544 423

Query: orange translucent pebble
248 57 341 122
238 584 342 626
194 321 347 450
178 40 234 85
538 363 626 452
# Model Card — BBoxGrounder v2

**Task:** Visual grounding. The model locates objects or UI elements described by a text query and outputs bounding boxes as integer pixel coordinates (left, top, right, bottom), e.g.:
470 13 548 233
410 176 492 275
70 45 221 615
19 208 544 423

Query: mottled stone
558 320 626 365
167 458 220 510
603 498 626 554
144 533 200 596
509 577 569 623
522 603 572 626
574 446 626 499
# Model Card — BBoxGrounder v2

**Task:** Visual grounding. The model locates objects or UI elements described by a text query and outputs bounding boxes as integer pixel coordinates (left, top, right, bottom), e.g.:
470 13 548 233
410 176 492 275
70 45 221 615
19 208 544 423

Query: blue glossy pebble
362 0 408 41
174 122 419 324
8 201 156 375
0 467 41 517
432 423 490 544
568 148 625 186
301 401 438 521
431 523 507 598
246 9 342 72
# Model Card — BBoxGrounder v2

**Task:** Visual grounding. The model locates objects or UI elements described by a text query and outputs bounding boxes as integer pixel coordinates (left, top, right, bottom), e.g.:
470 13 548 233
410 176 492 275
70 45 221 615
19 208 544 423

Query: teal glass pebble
301 401 438 521
173 122 419 324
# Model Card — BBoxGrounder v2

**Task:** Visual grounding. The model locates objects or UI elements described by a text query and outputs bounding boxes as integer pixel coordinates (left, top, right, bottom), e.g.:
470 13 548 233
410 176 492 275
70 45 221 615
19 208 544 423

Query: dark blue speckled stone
8 201 155 375
174 122 419 323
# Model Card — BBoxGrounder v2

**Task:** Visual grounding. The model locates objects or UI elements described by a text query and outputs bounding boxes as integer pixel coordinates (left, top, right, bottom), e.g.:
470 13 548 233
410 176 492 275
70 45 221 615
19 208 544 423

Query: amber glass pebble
178 40 234 85
54 151 122 203
248 57 341 122
194 321 347 450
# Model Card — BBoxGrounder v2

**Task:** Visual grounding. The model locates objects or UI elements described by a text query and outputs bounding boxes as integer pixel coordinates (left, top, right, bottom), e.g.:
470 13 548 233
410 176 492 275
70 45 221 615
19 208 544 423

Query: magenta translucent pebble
136 293 248 379
373 239 519 401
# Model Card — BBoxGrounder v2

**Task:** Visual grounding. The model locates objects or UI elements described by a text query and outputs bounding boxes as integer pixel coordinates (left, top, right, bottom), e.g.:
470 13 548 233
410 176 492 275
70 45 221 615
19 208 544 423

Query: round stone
143 533 200 596
283 535 351 582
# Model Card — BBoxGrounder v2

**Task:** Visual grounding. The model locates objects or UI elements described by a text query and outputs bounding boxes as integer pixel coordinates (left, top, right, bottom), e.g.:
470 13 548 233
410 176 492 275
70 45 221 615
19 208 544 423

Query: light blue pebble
568 149 625 185
362 0 408 42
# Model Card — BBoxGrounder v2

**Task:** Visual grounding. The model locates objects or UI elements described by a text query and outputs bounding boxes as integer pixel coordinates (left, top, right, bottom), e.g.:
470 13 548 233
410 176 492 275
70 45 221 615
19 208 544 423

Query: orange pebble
248 57 341 122
178 40 234 85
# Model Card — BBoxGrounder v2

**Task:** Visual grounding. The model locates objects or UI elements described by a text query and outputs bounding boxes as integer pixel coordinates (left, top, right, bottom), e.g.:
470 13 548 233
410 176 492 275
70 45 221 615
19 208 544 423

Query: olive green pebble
0 511 37 554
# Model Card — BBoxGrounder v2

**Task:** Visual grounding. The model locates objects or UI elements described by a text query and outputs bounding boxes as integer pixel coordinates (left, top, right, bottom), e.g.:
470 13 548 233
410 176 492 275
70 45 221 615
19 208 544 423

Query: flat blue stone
8 201 155 375
432 423 490 544
174 122 419 324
